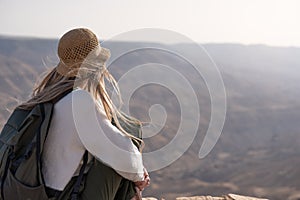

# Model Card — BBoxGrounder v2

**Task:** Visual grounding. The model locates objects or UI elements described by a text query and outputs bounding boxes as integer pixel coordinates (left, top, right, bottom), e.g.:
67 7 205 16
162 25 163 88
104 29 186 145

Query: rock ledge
143 193 269 200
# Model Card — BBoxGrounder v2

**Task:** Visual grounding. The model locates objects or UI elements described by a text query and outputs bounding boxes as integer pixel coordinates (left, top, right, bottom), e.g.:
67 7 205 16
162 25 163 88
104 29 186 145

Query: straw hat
56 28 111 77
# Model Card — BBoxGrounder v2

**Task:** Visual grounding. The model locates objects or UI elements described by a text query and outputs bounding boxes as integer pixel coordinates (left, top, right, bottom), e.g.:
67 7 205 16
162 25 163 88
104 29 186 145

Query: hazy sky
0 0 299 46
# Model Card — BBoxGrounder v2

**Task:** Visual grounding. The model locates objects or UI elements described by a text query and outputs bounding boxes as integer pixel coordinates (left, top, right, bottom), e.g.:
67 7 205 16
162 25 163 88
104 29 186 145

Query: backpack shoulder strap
70 150 88 200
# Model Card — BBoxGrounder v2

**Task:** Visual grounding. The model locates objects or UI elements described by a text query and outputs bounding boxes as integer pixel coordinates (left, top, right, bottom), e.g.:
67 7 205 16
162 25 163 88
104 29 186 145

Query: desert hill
0 36 300 199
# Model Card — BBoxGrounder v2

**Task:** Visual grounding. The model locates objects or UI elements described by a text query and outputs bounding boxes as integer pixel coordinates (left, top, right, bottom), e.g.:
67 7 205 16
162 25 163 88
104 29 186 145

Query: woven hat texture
56 28 110 77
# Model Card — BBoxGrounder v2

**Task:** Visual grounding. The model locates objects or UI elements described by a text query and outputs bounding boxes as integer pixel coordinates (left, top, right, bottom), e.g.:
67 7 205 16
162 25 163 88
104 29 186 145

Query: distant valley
1 36 300 199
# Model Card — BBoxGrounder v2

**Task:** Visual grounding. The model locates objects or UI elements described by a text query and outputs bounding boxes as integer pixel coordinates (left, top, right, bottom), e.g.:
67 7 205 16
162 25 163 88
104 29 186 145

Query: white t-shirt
42 89 144 191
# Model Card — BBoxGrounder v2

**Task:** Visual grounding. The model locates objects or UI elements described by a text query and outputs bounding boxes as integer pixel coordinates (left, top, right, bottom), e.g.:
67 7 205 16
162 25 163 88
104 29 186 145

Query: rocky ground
143 194 268 200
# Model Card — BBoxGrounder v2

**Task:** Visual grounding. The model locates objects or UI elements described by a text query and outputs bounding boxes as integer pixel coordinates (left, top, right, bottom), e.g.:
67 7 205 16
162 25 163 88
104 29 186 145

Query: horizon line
0 33 299 49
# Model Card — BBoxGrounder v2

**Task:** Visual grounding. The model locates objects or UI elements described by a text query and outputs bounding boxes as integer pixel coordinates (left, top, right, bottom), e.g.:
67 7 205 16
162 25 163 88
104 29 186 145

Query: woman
19 28 150 199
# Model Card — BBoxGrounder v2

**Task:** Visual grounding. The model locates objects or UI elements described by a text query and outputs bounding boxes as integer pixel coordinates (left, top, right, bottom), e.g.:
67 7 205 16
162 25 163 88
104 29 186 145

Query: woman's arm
134 168 150 191
71 89 144 182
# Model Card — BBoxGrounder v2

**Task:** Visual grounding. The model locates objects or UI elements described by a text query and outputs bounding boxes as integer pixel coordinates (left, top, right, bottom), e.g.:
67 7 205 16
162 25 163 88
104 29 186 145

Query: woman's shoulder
71 88 91 98
55 88 93 108
70 89 95 106
61 89 92 101
71 89 106 114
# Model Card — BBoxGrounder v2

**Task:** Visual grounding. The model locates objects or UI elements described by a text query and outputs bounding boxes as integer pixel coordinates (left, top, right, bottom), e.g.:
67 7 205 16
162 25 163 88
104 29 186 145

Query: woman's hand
134 168 150 191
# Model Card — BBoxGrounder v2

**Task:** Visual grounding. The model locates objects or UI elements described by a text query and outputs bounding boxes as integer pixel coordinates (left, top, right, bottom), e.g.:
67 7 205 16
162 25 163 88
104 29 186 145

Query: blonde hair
19 62 144 151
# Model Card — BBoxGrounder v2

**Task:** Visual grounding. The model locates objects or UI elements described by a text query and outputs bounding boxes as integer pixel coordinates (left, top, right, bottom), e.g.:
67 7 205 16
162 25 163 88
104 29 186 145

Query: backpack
0 90 87 200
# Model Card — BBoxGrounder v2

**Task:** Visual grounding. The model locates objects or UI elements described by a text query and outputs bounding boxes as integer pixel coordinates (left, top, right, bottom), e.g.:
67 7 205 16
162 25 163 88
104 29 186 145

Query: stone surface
142 194 269 200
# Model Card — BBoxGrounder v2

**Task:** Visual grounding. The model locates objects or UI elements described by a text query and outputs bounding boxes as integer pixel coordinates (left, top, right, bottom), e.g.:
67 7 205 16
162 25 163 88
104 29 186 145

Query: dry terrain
1 36 300 199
